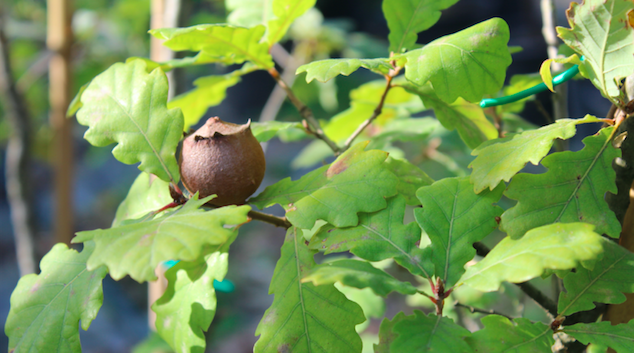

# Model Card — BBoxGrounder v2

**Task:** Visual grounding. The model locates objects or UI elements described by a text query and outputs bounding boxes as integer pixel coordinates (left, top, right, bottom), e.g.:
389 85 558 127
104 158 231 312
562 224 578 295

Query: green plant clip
480 57 583 108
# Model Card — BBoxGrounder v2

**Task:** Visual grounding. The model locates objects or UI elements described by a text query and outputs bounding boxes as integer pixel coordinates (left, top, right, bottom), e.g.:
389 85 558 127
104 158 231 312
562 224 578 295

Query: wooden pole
47 0 74 245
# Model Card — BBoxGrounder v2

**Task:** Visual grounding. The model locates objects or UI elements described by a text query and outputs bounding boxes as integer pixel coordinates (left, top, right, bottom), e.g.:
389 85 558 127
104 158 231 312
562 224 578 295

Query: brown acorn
179 117 266 206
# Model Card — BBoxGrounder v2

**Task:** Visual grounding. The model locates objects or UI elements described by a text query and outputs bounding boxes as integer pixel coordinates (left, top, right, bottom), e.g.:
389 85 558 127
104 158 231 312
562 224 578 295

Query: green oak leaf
563 321 634 352
73 196 250 282
296 58 392 83
76 59 183 184
367 117 439 151
126 51 241 72
384 156 434 205
415 177 504 287
251 121 304 142
153 250 231 353
469 115 601 193
308 195 426 274
150 24 274 69
266 0 316 45
67 82 88 117
374 312 407 353
557 0 634 100
383 0 459 53
302 259 417 297
501 127 621 239
558 240 634 316
405 83 498 149
391 310 473 353
254 228 365 353
465 316 554 353
5 242 107 353
458 223 604 292
250 141 399 229
400 18 512 103
497 73 545 114
227 0 272 27
112 172 171 227
168 74 242 131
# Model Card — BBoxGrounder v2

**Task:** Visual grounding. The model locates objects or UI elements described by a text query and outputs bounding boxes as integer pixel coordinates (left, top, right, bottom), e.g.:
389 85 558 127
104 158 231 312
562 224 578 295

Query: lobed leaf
563 321 634 353
73 196 250 282
501 127 621 239
557 0 634 100
415 177 504 287
405 83 497 149
266 0 316 45
558 240 634 316
302 259 417 297
254 228 365 353
374 312 407 353
384 157 434 205
5 242 108 353
458 223 604 292
250 141 399 229
465 315 554 353
150 24 274 69
367 117 439 151
227 0 272 27
391 310 473 352
112 171 171 227
76 59 183 184
308 195 426 274
251 121 304 142
400 18 512 103
296 58 392 83
153 250 231 353
469 115 600 193
168 74 242 132
383 0 460 54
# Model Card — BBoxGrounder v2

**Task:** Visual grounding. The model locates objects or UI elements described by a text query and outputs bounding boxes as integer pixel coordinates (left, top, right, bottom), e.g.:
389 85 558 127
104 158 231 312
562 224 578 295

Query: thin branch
343 75 394 150
268 67 341 155
248 210 291 228
453 301 514 320
473 242 558 318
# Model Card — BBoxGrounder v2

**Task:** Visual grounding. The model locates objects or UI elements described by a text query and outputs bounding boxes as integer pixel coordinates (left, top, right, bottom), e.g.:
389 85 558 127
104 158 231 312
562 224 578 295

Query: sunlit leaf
302 259 417 297
254 228 365 353
406 83 498 149
563 321 634 352
5 242 107 353
465 315 554 353
384 157 434 205
153 250 231 353
367 117 439 151
266 0 316 45
250 141 399 229
309 195 425 273
112 172 171 227
383 0 459 53
558 240 634 316
76 59 183 184
73 196 250 282
391 310 473 352
168 74 242 131
469 115 600 193
251 121 305 142
557 0 634 100
501 127 621 239
415 177 504 286
226 0 272 27
400 18 512 103
150 24 274 69
459 223 604 292
296 58 392 83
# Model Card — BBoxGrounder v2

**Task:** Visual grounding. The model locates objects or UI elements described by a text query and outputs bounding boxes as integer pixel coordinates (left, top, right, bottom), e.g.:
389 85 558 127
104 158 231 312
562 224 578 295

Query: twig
0 10 37 275
473 242 558 317
454 301 514 320
268 67 341 155
248 210 291 228
343 75 394 150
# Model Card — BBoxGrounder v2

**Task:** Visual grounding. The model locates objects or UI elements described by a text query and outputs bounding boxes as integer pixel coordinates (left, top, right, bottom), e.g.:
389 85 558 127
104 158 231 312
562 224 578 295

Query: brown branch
248 210 291 228
473 242 558 317
343 75 394 150
454 301 513 320
268 67 341 155
0 9 37 275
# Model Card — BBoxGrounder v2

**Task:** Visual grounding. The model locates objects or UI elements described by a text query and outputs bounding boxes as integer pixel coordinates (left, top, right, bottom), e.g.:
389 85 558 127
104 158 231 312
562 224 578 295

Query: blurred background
0 0 612 352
